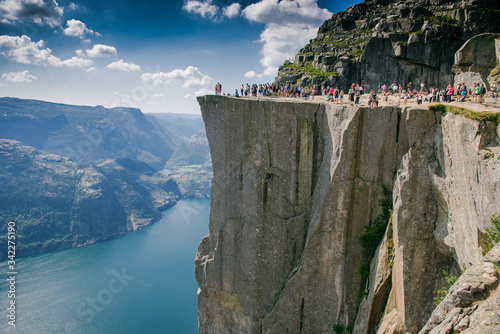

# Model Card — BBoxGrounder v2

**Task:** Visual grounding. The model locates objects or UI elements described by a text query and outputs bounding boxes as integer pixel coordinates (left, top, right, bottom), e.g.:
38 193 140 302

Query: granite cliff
275 0 500 91
195 96 499 333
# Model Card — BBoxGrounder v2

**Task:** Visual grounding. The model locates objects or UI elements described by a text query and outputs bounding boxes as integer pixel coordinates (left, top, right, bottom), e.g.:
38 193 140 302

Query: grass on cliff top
428 104 500 123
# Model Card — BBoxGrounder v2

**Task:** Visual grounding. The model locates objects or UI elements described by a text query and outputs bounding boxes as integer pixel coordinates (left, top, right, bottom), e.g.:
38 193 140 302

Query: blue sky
0 0 358 114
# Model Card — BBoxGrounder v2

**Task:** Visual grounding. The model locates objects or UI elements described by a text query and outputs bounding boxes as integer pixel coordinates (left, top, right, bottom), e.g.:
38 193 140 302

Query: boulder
453 33 500 90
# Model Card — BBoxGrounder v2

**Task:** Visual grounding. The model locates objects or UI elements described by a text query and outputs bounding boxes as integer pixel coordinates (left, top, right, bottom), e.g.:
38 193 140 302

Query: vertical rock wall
196 96 500 333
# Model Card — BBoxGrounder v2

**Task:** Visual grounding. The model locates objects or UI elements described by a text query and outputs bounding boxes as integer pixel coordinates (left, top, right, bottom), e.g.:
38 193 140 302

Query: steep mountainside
166 129 211 168
0 140 180 260
275 0 500 91
195 96 500 333
146 112 205 143
0 97 176 169
165 129 212 198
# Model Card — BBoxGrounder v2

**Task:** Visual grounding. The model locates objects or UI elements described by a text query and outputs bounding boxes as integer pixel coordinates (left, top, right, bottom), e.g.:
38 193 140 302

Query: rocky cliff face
195 96 500 333
275 0 500 91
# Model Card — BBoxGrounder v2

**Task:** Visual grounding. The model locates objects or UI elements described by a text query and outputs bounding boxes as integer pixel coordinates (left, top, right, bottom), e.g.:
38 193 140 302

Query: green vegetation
386 216 395 267
483 148 498 161
333 324 345 333
349 47 365 61
358 185 393 293
360 186 392 260
281 62 338 79
331 323 354 334
482 8 500 13
433 7 457 13
310 29 372 49
480 213 500 255
488 67 500 79
434 270 459 306
297 52 316 56
323 29 373 40
358 263 371 283
435 213 500 306
428 104 500 124
417 15 458 27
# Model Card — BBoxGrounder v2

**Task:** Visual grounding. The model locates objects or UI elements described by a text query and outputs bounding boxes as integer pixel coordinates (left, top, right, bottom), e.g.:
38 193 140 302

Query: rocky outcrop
453 33 500 90
196 96 500 333
419 243 500 334
275 0 500 91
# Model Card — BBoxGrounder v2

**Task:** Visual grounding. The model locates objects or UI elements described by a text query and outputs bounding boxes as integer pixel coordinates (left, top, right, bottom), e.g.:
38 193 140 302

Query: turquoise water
0 198 210 334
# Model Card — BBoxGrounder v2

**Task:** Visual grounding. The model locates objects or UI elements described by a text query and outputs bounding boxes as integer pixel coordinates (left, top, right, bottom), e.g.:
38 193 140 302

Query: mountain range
0 98 209 260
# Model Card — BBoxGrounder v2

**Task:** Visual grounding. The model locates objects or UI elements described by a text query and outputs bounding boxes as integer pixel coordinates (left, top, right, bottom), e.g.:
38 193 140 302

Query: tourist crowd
215 81 499 106
373 81 493 105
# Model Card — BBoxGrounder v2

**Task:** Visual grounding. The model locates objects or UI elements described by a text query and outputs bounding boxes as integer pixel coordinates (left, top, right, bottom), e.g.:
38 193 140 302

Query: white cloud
2 70 37 82
0 35 60 66
242 0 331 26
240 0 331 77
86 67 97 72
0 35 92 68
63 19 98 38
68 2 79 11
61 56 93 68
223 3 241 19
195 88 213 96
85 44 117 57
183 0 218 19
141 66 213 88
258 23 318 76
107 59 141 72
245 70 263 78
153 93 166 98
0 0 64 27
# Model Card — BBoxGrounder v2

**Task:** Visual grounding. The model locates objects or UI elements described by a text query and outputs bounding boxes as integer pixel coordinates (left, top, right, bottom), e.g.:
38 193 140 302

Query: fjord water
0 198 210 334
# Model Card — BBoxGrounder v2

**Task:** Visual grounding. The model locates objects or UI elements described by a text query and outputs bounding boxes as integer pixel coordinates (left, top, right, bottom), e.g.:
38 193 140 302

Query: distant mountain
0 98 212 259
0 97 176 170
164 129 212 198
145 113 205 142
166 129 211 168
0 140 180 260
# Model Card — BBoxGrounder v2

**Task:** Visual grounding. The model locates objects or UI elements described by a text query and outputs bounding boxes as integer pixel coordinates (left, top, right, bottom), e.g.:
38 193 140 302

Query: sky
0 0 359 114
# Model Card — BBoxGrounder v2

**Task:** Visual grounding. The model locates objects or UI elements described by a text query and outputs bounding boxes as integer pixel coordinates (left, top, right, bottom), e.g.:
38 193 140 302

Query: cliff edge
195 95 499 333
